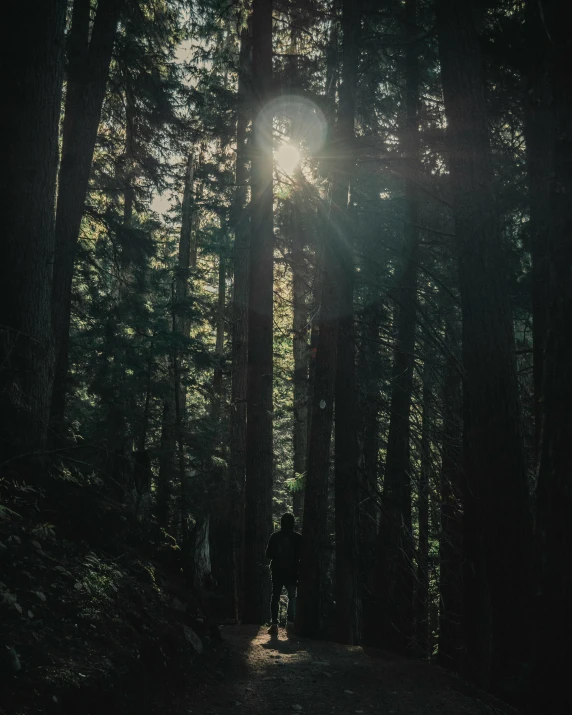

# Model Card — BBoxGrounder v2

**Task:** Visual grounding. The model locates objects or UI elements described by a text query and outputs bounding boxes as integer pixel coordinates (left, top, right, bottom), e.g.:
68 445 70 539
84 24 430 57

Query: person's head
280 512 295 531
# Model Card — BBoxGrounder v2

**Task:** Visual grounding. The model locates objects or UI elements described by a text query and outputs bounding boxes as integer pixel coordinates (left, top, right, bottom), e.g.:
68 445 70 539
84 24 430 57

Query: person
266 512 302 635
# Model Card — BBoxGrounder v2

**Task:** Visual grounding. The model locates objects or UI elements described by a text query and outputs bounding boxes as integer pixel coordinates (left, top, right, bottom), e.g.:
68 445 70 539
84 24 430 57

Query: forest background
1 0 571 713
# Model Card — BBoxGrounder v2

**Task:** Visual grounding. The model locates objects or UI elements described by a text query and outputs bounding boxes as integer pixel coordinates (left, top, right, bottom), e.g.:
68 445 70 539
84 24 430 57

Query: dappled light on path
183 625 515 715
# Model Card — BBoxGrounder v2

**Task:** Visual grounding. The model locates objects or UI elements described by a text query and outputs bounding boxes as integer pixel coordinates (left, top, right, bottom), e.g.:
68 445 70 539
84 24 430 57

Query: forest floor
172 625 516 715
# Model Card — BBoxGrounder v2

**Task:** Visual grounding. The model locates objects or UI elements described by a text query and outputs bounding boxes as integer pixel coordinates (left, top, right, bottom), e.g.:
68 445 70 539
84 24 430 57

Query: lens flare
275 143 301 174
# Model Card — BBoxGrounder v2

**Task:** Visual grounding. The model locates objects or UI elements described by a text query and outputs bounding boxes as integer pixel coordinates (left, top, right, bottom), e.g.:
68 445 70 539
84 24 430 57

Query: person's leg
285 579 297 623
270 573 283 625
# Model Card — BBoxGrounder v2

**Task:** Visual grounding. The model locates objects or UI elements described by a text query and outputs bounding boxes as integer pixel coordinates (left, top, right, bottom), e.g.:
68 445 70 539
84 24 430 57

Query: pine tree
1 0 66 467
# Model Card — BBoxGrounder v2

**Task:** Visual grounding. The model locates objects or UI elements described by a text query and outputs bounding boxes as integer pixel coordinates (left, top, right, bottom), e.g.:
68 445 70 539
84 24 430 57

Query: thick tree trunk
374 0 420 654
228 22 251 621
242 0 274 625
0 0 66 467
436 0 533 690
523 0 551 456
332 0 363 646
51 0 122 432
291 193 309 519
531 5 572 711
437 314 464 669
296 210 338 638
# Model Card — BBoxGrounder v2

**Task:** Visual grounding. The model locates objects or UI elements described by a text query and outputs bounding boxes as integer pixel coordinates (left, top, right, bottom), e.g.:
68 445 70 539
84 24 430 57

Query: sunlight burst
275 143 301 175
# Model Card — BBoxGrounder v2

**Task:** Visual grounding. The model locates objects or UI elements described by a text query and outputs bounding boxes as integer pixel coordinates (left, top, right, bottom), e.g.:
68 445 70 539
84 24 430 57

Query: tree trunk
415 360 431 659
211 238 226 422
374 0 420 654
296 207 338 638
331 0 363 646
228 21 251 621
0 0 66 468
175 154 196 540
531 4 572 711
291 193 309 519
523 0 551 456
157 375 176 529
357 284 382 643
436 0 533 690
242 0 274 625
437 313 464 670
51 0 122 433
156 154 196 533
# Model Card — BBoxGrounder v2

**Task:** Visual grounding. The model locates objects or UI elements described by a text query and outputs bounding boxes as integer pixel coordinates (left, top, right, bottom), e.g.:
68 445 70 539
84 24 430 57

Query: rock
292 705 303 712
183 625 203 654
344 690 354 694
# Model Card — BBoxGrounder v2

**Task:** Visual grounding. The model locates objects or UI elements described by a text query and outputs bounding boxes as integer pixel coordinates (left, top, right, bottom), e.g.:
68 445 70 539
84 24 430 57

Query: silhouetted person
266 512 302 635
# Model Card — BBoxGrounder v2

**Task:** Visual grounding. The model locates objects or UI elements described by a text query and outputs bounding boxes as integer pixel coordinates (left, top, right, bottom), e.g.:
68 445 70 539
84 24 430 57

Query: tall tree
437 310 464 670
157 153 196 529
242 0 274 624
374 0 421 654
332 0 363 645
291 191 309 520
228 21 251 620
523 0 551 455
296 9 341 638
436 0 533 690
296 201 339 638
51 0 122 433
416 354 432 658
1 0 66 467
531 2 572 710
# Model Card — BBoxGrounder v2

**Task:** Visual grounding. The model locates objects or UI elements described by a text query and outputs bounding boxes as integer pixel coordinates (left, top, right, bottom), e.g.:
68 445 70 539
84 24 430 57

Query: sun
275 142 301 174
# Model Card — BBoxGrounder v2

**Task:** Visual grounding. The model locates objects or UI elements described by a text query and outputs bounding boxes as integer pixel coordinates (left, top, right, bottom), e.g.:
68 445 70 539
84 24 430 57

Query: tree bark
531 4 572 711
416 360 431 659
437 313 464 670
296 206 338 638
228 22 251 621
374 0 420 654
175 154 196 539
242 0 274 625
157 375 176 529
211 238 226 422
291 192 309 519
51 0 122 432
0 0 66 467
357 284 382 643
523 0 551 456
296 13 340 598
436 0 533 690
332 0 363 646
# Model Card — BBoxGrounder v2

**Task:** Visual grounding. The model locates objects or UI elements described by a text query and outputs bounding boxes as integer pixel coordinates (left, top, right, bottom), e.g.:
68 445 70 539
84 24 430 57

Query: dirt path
180 625 514 715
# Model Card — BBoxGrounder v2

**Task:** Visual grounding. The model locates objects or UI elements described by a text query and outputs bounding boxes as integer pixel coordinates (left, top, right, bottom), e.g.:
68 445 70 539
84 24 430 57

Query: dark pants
270 570 297 624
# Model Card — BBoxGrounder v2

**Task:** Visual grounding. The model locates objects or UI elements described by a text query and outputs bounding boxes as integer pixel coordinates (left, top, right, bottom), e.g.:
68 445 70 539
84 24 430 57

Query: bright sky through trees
275 142 301 175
